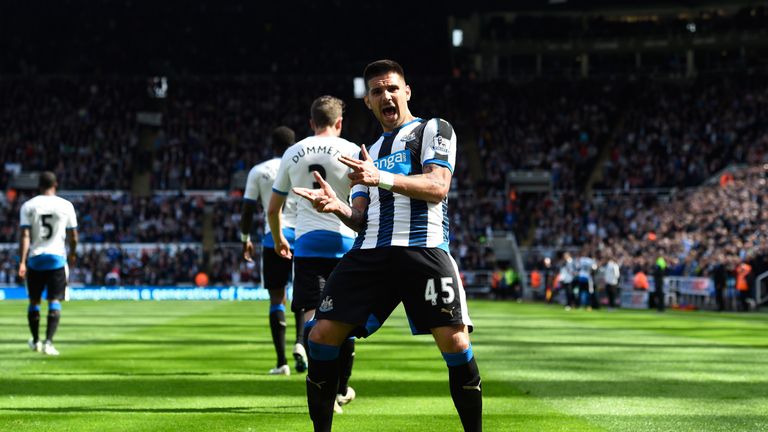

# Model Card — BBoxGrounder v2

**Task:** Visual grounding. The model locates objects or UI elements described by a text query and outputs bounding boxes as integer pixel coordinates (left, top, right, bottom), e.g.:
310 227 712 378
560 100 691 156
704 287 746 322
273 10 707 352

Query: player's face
364 72 412 132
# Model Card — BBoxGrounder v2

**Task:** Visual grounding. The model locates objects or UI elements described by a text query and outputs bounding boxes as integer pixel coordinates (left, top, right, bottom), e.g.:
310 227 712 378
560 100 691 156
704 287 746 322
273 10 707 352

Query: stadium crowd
2 71 768 288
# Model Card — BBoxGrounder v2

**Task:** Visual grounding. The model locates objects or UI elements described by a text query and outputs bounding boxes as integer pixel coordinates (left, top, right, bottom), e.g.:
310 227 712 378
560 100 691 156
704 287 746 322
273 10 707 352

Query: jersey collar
381 118 423 137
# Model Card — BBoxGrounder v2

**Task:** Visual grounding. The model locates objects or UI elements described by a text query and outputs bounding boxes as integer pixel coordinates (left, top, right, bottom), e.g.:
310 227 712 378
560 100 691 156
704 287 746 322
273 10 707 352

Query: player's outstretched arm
293 171 367 232
339 145 451 203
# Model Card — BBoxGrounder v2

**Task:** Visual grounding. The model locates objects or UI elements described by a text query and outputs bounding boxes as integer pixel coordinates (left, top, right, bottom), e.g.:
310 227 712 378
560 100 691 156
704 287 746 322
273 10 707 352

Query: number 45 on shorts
424 277 455 306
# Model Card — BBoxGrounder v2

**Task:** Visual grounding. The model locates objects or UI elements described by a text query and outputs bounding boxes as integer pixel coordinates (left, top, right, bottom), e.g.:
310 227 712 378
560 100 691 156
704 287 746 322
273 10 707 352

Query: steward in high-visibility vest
735 261 752 312
633 271 649 290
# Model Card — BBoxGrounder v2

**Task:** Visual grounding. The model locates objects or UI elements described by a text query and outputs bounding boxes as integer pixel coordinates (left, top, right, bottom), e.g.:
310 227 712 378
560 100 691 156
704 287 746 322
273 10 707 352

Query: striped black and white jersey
351 117 456 251
243 158 298 247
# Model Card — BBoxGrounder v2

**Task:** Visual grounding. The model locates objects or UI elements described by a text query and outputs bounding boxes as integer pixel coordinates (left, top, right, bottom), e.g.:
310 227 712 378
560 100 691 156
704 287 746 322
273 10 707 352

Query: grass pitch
0 300 766 431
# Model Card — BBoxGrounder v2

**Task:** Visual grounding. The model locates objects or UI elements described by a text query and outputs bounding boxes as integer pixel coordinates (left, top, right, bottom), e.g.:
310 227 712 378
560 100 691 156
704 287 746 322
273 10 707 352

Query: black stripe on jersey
376 133 397 248
406 121 428 175
352 206 369 250
405 121 429 247
437 119 453 141
409 199 428 246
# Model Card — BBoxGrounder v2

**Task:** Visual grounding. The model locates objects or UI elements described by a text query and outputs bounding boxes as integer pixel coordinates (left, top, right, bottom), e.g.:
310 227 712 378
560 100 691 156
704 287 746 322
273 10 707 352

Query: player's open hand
274 238 292 260
339 145 380 187
293 171 343 214
242 239 255 262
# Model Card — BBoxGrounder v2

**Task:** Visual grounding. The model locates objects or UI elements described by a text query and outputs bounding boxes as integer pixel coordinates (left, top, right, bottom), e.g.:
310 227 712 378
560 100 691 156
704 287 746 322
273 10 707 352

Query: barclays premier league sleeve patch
432 134 450 156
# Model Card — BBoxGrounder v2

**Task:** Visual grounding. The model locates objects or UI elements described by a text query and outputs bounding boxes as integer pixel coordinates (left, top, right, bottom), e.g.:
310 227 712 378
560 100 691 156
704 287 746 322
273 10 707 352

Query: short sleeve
272 151 292 195
67 201 78 229
19 202 30 228
243 166 260 202
351 184 370 202
421 118 457 173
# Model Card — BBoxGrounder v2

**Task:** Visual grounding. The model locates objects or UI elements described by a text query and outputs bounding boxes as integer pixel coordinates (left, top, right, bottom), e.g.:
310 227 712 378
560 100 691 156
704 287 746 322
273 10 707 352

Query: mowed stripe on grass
0 300 766 431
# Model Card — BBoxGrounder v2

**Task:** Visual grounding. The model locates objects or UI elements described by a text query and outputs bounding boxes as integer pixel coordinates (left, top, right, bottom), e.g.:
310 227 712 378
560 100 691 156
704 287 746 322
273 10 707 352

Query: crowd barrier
619 276 740 310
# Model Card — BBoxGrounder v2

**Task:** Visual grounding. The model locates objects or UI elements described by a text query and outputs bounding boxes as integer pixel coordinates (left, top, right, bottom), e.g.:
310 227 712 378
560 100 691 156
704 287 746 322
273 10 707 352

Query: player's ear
335 116 343 131
363 94 371 110
309 118 316 131
405 85 411 101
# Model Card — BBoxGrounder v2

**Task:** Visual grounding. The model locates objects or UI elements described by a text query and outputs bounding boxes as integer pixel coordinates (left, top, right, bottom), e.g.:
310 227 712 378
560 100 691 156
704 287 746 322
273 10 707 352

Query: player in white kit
18 171 78 356
241 126 304 375
268 95 360 412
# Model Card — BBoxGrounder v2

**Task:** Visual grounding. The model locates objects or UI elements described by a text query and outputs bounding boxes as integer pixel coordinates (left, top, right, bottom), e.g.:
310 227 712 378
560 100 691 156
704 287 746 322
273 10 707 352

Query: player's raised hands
339 145 381 187
293 171 344 214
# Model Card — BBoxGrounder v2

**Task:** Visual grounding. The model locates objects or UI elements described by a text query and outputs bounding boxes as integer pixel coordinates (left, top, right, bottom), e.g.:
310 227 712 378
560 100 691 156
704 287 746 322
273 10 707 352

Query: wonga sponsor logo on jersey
374 150 411 176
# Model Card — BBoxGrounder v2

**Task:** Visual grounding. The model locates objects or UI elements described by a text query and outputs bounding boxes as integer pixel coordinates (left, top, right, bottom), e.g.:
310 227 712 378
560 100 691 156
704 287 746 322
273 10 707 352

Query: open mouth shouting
381 105 398 122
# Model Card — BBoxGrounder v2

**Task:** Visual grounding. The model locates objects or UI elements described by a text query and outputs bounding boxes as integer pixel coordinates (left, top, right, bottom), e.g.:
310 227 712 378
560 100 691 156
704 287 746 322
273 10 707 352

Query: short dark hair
272 126 296 154
38 171 57 190
363 59 405 89
310 95 345 129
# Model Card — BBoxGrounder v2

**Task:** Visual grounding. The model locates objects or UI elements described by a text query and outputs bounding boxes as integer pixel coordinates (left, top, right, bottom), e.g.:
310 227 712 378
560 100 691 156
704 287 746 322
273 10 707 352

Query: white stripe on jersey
19 195 78 259
272 135 359 240
352 118 457 251
243 158 297 234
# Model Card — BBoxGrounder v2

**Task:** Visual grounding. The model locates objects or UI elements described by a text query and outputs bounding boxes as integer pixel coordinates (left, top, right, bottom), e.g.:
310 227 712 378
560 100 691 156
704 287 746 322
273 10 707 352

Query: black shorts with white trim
315 247 473 337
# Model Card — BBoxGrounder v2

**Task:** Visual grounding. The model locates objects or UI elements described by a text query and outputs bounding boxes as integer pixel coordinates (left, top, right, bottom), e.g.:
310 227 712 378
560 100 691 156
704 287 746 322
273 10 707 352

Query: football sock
295 310 306 345
27 304 41 342
45 302 62 342
307 340 340 432
443 345 483 432
337 337 355 396
269 304 287 367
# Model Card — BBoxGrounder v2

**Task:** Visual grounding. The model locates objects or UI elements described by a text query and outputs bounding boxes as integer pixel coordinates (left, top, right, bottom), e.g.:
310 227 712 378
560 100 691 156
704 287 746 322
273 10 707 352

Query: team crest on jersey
432 134 450 155
318 296 334 312
374 150 411 176
400 132 418 143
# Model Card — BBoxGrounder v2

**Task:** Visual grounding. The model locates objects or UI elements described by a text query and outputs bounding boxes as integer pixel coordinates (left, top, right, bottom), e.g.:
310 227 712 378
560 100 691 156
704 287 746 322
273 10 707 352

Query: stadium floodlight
148 76 168 99
686 22 697 33
353 77 365 99
452 29 463 47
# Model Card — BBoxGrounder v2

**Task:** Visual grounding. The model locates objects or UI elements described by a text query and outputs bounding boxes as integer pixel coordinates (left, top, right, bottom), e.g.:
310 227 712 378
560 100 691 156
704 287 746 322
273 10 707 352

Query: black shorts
315 247 473 337
26 267 67 302
292 257 340 313
261 247 293 291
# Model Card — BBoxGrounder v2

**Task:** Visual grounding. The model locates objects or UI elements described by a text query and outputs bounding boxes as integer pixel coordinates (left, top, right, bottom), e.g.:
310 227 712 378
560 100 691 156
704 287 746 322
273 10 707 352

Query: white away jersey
20 194 77 259
243 157 298 235
272 136 359 241
351 118 456 251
